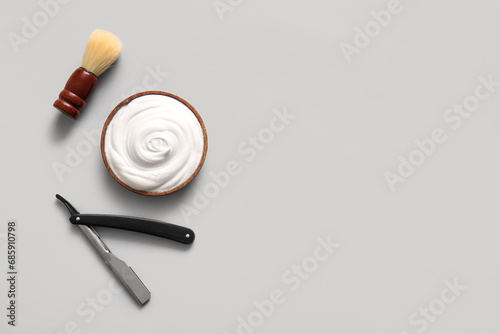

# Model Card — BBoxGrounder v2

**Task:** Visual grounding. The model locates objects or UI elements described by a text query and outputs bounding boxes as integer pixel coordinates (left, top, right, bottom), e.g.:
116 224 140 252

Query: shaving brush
54 30 122 119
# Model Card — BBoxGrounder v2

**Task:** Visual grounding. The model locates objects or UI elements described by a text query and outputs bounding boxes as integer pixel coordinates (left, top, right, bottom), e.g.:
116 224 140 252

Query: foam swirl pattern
104 94 205 193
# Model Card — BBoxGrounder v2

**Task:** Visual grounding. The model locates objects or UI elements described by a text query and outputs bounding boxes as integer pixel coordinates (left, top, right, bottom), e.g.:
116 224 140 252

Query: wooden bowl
101 91 208 196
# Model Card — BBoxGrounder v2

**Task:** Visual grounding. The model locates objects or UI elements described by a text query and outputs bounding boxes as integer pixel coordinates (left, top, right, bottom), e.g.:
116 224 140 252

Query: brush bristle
82 30 122 77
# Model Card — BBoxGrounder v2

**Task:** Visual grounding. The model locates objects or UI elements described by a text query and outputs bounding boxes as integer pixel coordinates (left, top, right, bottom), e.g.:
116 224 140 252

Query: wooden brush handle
53 67 98 119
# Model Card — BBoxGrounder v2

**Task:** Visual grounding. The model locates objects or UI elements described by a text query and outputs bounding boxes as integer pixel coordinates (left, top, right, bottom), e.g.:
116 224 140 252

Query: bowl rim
100 90 208 196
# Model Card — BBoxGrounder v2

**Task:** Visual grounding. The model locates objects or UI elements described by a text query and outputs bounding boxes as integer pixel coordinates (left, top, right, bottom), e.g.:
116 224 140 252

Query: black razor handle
70 214 195 244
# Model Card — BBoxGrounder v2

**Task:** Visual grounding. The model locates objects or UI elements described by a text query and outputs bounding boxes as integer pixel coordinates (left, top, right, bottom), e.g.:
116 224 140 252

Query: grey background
1 0 500 333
